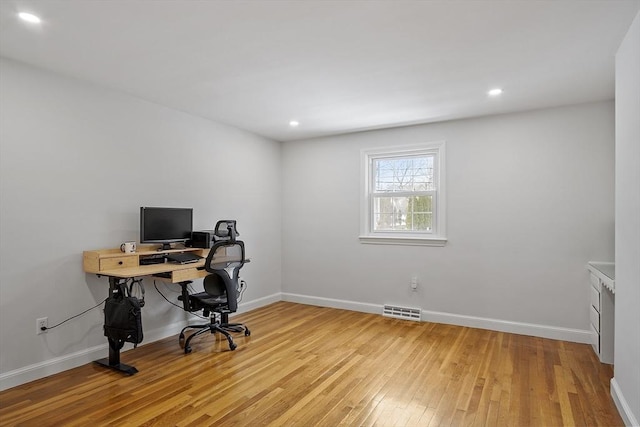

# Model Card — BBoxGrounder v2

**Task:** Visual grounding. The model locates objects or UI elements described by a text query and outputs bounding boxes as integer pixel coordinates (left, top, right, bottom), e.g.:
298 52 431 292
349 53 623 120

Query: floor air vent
382 305 421 321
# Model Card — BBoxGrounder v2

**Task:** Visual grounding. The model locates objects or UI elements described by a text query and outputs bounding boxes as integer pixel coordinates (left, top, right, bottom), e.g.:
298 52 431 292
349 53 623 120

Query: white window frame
360 141 447 246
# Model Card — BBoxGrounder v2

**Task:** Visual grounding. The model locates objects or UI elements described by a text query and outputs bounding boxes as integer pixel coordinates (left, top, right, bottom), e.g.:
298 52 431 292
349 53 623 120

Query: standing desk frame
83 246 210 374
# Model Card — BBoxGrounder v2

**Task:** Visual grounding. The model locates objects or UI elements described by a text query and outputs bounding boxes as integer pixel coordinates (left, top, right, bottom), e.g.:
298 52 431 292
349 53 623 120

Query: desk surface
587 262 615 281
99 258 207 279
84 246 246 282
587 261 615 293
85 246 202 282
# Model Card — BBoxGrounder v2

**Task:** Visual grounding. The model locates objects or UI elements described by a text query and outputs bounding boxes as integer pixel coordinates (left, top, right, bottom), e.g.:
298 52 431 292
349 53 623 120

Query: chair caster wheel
184 346 192 354
245 328 251 336
229 341 237 351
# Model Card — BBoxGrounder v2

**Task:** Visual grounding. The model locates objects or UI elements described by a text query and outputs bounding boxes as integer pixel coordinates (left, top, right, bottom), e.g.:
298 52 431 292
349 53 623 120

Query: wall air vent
382 305 421 321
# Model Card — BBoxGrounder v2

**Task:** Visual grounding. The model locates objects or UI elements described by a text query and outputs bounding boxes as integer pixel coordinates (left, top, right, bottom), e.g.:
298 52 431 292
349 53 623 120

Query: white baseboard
421 308 591 343
611 377 640 427
0 319 187 392
282 292 380 314
0 343 107 392
237 292 281 314
0 294 279 392
281 292 590 344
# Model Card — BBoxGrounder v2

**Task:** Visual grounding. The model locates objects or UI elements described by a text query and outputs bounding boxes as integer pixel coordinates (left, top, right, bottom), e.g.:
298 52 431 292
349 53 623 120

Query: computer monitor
140 207 193 250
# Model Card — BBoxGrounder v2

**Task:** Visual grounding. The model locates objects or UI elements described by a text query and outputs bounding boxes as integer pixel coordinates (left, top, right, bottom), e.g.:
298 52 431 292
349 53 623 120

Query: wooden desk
84 246 211 283
84 245 214 374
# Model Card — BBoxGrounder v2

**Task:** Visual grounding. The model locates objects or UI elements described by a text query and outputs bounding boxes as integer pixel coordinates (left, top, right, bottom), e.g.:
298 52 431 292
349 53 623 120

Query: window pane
373 195 432 231
374 155 434 192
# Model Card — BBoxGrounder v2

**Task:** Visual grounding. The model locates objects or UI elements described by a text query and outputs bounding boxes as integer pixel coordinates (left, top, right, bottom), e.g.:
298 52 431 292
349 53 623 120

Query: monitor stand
158 243 172 251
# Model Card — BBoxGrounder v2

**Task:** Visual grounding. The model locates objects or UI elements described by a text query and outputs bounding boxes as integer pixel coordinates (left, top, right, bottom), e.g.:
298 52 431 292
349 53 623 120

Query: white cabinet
587 262 615 364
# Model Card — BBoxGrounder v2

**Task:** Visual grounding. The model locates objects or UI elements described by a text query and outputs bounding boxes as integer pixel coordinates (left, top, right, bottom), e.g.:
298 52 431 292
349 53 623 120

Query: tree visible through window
373 155 435 232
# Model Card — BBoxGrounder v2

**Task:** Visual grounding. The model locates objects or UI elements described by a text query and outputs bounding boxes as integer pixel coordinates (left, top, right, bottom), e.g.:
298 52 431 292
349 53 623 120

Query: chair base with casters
177 281 250 353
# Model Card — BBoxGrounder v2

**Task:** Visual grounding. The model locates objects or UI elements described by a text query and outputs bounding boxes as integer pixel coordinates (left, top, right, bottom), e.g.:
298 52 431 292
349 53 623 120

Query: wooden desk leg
94 277 139 375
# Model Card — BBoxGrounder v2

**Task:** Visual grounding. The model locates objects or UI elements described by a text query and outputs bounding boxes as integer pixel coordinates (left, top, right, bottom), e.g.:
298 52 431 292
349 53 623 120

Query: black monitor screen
140 207 193 246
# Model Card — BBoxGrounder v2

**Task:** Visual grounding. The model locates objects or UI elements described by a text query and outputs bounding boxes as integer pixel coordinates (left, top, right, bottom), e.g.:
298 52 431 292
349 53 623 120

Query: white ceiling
1 1 638 142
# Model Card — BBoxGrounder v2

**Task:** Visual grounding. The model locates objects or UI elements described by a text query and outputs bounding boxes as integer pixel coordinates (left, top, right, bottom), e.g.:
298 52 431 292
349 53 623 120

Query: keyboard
166 252 203 264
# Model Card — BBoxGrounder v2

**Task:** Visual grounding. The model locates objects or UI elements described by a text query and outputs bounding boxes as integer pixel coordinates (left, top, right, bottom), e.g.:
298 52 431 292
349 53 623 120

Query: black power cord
42 277 247 332
41 297 108 332
238 278 247 303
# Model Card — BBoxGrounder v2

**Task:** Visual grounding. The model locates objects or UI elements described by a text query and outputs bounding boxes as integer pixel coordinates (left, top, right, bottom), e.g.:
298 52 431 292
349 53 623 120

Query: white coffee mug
120 241 136 253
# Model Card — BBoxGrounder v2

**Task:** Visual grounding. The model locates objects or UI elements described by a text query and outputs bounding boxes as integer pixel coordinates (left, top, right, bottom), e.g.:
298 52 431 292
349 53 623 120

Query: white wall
282 102 615 339
0 58 282 388
613 11 640 427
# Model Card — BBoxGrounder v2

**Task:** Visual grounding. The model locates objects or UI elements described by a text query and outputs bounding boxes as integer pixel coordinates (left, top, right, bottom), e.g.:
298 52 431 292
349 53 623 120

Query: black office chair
178 222 250 353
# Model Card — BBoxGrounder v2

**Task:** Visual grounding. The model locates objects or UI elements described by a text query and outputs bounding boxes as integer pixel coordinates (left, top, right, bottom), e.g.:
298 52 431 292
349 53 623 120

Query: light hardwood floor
0 302 622 426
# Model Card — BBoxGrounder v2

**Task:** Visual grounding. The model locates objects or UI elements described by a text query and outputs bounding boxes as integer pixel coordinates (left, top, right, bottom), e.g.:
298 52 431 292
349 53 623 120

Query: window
360 142 446 246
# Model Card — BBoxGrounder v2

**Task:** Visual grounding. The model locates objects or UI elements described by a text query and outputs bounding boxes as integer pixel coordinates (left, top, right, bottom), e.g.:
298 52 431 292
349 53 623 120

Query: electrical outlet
410 276 418 291
37 317 48 335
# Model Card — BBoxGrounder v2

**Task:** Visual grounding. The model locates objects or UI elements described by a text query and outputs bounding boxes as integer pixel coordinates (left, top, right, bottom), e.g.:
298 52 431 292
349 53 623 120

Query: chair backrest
203 239 245 312
213 220 239 242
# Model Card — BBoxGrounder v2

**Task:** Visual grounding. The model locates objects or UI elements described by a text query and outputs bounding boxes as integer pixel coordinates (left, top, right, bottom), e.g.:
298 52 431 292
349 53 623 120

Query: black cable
41 276 215 332
42 297 108 331
238 278 247 303
153 280 207 320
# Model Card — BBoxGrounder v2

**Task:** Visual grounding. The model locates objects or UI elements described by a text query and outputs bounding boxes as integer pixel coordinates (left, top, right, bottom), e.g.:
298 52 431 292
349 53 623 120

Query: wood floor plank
0 302 622 426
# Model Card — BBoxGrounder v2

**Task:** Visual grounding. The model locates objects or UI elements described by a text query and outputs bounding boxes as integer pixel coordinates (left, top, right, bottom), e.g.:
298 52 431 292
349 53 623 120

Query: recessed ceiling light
289 120 299 127
18 12 41 24
488 88 503 96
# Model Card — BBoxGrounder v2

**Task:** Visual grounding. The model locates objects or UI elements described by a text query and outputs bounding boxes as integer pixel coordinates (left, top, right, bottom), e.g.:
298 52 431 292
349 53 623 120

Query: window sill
358 235 447 247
